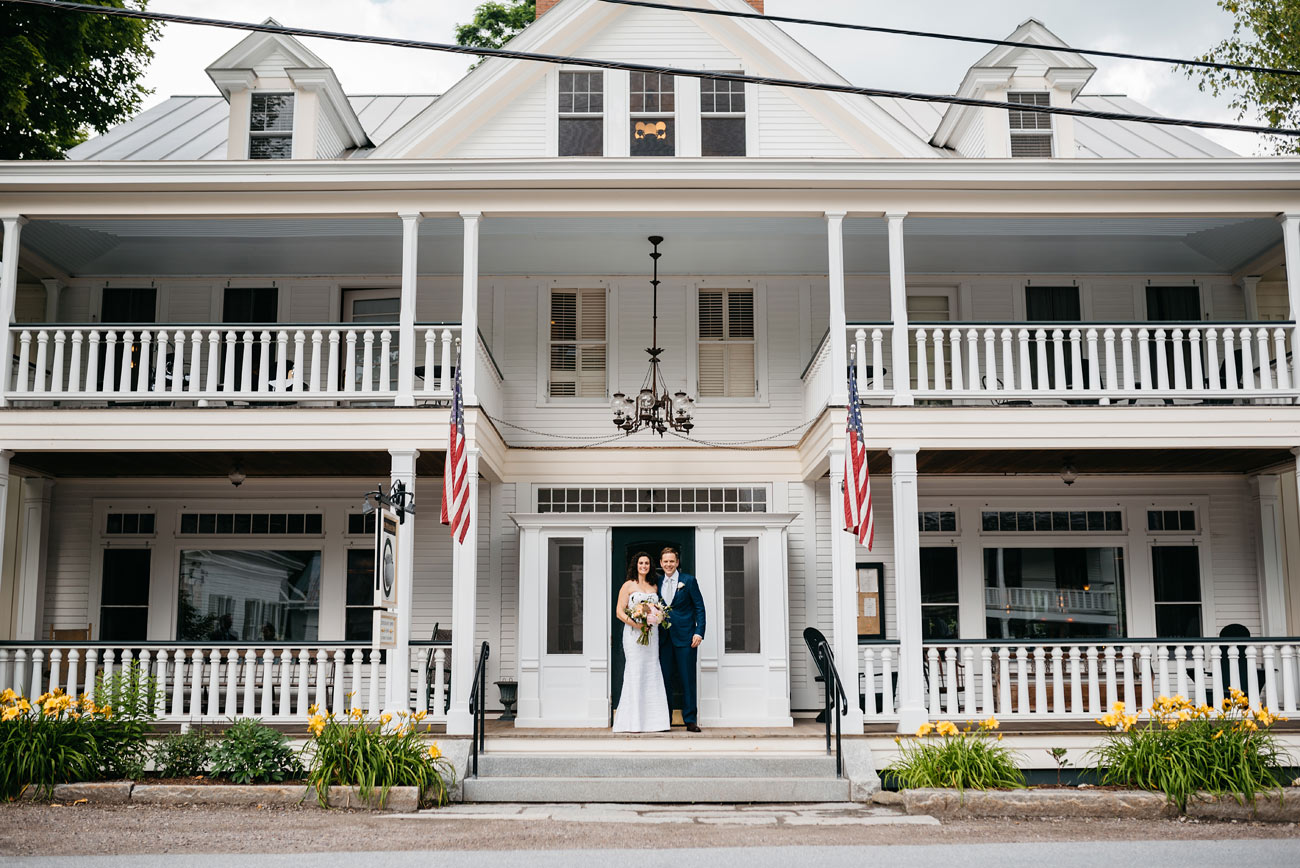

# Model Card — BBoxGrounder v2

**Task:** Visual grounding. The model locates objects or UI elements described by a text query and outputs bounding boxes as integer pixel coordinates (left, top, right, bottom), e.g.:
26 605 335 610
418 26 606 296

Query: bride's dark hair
625 551 654 583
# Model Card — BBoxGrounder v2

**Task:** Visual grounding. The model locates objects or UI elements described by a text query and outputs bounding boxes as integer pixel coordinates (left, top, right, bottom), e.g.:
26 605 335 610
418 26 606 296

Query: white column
826 212 848 406
1282 214 1300 388
0 217 27 409
0 450 11 636
446 448 480 734
515 525 543 723
1241 276 1261 322
886 213 913 406
396 213 422 407
460 212 481 406
384 448 419 712
14 477 52 641
41 278 62 324
827 450 864 732
890 446 926 732
1253 474 1288 636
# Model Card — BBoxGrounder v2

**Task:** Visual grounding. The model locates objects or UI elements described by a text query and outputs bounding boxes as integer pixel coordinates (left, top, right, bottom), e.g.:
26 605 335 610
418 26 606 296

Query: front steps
462 737 855 803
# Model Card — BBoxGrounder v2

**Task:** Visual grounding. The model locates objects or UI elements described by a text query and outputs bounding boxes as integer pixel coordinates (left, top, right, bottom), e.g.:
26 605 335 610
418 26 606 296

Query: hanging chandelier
611 236 695 436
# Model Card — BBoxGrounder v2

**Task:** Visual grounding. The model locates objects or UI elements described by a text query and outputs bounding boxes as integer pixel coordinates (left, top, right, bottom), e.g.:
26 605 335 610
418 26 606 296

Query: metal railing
467 641 490 778
810 636 846 778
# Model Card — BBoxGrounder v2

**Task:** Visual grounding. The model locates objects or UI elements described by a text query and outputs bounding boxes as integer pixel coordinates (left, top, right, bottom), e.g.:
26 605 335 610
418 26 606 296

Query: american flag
843 359 874 550
440 350 470 544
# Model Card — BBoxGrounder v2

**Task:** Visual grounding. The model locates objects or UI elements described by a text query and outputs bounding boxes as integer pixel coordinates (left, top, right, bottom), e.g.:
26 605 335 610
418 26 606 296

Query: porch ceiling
11 450 447 479
863 447 1297 476
16 215 1279 280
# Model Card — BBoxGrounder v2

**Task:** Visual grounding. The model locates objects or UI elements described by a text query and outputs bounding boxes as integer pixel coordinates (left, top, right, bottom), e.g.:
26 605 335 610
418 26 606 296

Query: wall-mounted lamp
1060 457 1078 487
228 457 246 488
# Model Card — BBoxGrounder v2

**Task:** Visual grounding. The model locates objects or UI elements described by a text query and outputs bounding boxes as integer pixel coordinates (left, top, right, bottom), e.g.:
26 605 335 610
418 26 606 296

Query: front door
610 527 694 717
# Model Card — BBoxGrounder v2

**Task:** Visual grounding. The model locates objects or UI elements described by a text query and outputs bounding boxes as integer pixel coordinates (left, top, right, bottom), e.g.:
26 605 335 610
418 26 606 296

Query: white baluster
361 331 375 393
1068 646 1082 712
870 328 885 392
1154 329 1169 391
949 329 964 391
168 332 186 396
1050 647 1065 714
1272 328 1290 390
422 329 436 396
153 649 168 717
1174 645 1188 700
980 646 995 715
1280 645 1297 713
1051 328 1068 389
1137 329 1151 394
102 330 121 395
14 329 32 393
29 648 44 698
153 331 169 395
1103 328 1118 394
1139 646 1154 713
1101 646 1117 711
350 648 364 712
1262 645 1278 712
224 648 241 716
1206 329 1221 392
51 331 66 395
46 648 62 696
328 331 341 395
880 647 894 715
440 329 453 393
194 331 212 397
982 329 997 392
206 331 223 395
966 329 981 392
12 649 27 698
238 330 254 393
31 330 49 393
0 648 10 695
927 645 941 716
416 647 431 715
1171 329 1187 391
1034 328 1049 392
133 330 151 396
332 649 347 716
932 328 946 392
242 648 258 713
958 645 973 715
1189 329 1204 393
999 329 1014 397
1239 328 1255 391
310 331 323 393
1222 329 1238 394
260 649 275 718
292 331 306 397
1256 328 1272 392
1017 328 1033 392
314 649 329 711
257 330 272 394
1085 328 1100 393
1245 645 1261 708
271 330 288 395
165 648 183 717
853 329 868 390
296 649 311 716
1156 645 1171 699
379 330 393 391
368 648 381 715
1211 643 1227 709
69 331 84 395
344 331 358 393
1069 328 1084 394
1032 647 1046 715
914 329 928 395
187 649 203 718
278 649 294 717
1192 646 1207 710
997 646 1012 716
1086 646 1100 714
206 649 222 718
1121 646 1136 712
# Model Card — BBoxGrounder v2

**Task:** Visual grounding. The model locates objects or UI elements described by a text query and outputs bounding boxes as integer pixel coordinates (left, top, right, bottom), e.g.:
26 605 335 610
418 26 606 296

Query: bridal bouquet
625 598 672 646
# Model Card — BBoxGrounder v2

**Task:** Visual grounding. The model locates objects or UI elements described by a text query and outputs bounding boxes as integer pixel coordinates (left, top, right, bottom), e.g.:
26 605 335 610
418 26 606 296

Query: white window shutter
698 289 755 398
550 288 606 398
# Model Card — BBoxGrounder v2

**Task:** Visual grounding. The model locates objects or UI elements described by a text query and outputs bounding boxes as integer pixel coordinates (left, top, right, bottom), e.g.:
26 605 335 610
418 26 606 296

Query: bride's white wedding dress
613 590 670 733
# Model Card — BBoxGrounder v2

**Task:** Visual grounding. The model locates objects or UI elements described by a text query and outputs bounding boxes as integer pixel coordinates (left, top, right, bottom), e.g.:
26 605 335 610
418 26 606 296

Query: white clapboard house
2 0 1299 762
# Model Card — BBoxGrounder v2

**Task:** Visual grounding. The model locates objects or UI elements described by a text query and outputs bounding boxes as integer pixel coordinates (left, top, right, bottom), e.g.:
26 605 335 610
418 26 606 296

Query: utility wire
5 0 1298 139
599 0 1300 79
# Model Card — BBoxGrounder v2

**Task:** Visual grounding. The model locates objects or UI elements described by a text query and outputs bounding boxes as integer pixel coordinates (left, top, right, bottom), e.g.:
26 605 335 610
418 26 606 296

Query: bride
612 551 670 733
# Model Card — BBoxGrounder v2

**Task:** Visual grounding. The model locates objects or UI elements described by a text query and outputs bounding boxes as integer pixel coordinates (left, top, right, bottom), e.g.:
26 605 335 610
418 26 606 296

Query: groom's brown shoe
686 723 701 732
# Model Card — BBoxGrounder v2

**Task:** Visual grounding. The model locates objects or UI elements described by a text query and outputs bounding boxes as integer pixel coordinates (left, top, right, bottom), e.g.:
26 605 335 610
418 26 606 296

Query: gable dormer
931 19 1095 158
206 19 371 160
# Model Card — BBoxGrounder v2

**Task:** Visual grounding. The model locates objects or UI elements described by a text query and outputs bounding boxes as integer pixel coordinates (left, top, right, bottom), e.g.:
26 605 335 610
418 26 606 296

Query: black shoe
686 723 701 732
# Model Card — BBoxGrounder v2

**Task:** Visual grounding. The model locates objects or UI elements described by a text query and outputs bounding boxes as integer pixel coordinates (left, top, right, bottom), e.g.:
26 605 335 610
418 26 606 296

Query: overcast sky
139 0 1264 153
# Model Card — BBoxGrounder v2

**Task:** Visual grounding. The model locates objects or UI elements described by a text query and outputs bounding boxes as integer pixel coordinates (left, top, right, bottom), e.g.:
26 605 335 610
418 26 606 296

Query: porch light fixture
362 479 416 524
610 236 695 436
228 458 246 488
1060 458 1078 487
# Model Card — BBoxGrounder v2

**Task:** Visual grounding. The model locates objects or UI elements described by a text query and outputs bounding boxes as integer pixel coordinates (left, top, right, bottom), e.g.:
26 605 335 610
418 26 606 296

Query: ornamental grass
302 704 456 808
1089 690 1289 810
882 716 1025 792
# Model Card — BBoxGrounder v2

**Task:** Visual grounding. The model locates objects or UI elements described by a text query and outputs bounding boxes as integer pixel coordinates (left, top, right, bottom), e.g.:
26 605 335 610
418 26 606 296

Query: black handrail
813 637 847 779
467 641 490 779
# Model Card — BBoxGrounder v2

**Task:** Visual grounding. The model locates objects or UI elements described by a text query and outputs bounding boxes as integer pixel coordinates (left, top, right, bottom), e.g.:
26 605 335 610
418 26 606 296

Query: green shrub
154 728 213 778
303 707 456 808
1089 692 1288 810
92 663 159 780
0 689 107 800
882 717 1025 792
210 719 301 784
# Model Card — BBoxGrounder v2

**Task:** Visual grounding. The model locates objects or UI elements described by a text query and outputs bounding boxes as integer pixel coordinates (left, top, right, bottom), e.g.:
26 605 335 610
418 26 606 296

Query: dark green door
610 527 695 716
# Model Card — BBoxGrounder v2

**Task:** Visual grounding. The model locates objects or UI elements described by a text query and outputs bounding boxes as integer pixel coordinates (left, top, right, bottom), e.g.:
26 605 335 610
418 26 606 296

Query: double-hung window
698 289 755 398
700 73 746 156
1007 92 1052 157
558 71 604 156
249 93 294 160
630 72 675 156
549 288 607 397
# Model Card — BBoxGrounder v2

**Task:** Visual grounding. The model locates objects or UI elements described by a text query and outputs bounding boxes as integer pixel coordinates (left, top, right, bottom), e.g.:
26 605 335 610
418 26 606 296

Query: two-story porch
1 170 1298 738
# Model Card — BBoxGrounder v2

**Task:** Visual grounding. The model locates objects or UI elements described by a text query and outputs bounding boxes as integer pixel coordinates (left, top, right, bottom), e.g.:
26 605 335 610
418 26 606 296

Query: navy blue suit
658 571 706 725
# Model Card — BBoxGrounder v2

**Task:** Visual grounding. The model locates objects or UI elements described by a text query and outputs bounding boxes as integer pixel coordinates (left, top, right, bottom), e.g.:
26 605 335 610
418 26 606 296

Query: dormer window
558 71 604 157
630 72 675 157
1007 92 1053 157
700 73 746 157
249 93 294 160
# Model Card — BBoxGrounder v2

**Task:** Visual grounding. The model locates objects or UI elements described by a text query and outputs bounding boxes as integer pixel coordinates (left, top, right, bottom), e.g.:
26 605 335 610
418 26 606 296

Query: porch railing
861 638 1300 722
6 323 463 405
907 321 1297 403
802 325 895 417
0 640 450 723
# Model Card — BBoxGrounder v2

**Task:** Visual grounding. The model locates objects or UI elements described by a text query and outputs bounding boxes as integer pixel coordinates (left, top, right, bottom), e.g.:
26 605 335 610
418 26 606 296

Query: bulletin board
856 562 885 640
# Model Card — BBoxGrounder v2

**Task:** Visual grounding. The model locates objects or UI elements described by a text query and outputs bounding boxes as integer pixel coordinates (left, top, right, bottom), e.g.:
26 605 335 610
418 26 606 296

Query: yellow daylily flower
915 722 934 737
980 716 999 731
0 688 16 703
428 743 442 760
379 713 393 727
1 706 21 721
308 703 319 716
307 714 327 737
936 720 959 737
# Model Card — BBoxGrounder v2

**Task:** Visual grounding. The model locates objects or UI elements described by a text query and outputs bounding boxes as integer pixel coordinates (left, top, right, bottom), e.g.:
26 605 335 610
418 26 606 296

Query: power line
599 0 1300 80
5 0 1297 139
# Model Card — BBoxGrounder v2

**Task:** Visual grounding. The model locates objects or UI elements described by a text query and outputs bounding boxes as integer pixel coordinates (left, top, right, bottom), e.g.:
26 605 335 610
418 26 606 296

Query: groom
658 546 706 732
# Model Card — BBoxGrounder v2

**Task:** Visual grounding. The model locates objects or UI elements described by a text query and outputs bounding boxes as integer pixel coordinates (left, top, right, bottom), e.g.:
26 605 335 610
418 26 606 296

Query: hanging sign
374 610 398 649
374 509 399 609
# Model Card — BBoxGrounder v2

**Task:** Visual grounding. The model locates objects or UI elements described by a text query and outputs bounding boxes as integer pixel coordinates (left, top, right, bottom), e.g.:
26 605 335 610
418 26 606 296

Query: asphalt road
3 841 1300 868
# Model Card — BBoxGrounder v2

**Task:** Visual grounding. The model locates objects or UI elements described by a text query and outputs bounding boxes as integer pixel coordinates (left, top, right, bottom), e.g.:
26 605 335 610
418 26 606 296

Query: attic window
558 71 604 157
249 93 294 160
630 72 675 157
700 73 745 157
1007 92 1053 158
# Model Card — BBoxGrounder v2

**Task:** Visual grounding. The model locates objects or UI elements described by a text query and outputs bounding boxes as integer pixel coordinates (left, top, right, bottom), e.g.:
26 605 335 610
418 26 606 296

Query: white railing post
460 212 481 405
397 211 422 407
885 213 912 405
0 217 27 405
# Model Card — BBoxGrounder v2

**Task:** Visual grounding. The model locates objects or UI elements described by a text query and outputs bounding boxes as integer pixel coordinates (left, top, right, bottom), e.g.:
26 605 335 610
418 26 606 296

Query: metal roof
66 94 440 161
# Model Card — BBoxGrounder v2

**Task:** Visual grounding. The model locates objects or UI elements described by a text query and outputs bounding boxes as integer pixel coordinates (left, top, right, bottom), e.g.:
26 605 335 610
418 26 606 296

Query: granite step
462 775 852 803
477 752 838 779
